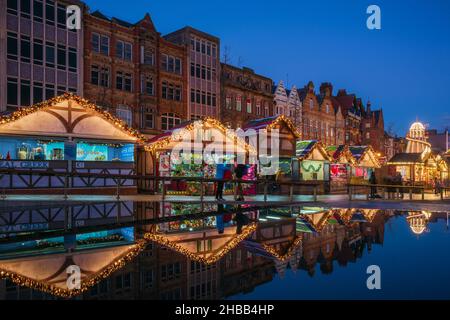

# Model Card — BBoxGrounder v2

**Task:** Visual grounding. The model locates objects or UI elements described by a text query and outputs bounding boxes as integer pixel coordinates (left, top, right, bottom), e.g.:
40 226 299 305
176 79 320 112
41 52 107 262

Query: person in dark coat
215 161 226 200
369 171 377 198
234 164 247 201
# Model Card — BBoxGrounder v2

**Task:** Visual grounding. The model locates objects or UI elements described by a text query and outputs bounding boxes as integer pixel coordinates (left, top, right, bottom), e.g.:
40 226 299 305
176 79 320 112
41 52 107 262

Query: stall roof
349 145 381 168
0 93 145 142
296 140 332 161
0 240 147 298
145 117 256 154
326 145 356 164
144 224 257 265
243 236 302 263
387 153 424 165
242 115 302 138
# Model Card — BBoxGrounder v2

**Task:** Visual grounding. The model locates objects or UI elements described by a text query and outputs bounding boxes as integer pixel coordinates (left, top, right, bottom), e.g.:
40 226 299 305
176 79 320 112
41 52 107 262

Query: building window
226 96 232 109
7 32 18 61
7 0 18 15
116 40 132 61
236 95 242 111
20 0 31 19
57 44 66 70
264 102 269 117
246 98 252 113
92 33 109 55
191 89 195 103
366 132 370 139
256 101 261 115
141 75 154 95
142 48 154 65
33 0 43 22
33 82 43 104
45 42 55 67
162 82 181 101
45 0 54 25
326 104 330 114
7 78 18 107
116 72 132 91
309 98 314 110
19 35 31 63
33 39 43 65
161 54 182 74
56 4 66 28
161 113 181 131
91 65 109 87
116 105 133 127
45 84 54 99
68 47 77 72
142 107 155 129
20 80 31 106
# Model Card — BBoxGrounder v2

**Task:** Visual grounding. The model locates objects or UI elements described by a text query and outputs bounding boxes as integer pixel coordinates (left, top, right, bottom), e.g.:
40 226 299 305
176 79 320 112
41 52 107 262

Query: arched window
116 104 132 127
161 113 181 131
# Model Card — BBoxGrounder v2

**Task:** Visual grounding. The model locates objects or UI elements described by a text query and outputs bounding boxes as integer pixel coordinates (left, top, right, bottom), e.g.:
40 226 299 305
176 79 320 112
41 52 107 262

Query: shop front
0 94 144 194
294 140 332 193
348 146 381 184
326 145 356 193
145 117 256 196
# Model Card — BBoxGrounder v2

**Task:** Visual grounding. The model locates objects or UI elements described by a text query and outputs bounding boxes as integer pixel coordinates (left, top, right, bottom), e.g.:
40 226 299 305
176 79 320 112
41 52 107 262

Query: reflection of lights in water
406 211 432 235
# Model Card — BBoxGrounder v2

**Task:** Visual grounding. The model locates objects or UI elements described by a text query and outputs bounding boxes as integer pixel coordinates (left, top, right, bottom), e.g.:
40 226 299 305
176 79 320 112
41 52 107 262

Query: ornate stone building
220 64 273 128
299 81 337 145
272 82 302 129
334 89 364 145
361 102 385 155
83 10 187 136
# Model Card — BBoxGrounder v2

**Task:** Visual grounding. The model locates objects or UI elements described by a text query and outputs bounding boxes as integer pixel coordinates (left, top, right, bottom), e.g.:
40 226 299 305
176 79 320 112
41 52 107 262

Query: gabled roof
349 145 381 168
326 145 356 164
296 140 332 161
145 117 256 154
0 93 145 142
387 153 424 164
242 115 301 138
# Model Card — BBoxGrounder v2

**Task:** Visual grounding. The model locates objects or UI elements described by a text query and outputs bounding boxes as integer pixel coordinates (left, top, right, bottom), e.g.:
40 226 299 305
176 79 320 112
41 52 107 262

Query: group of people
215 161 247 201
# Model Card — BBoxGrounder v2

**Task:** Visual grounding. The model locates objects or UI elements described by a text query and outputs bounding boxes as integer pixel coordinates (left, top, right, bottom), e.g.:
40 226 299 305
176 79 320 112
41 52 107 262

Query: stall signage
0 160 49 169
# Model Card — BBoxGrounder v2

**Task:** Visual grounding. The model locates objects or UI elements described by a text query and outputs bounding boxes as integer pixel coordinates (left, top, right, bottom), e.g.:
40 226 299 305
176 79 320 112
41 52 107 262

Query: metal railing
0 168 321 203
347 183 450 200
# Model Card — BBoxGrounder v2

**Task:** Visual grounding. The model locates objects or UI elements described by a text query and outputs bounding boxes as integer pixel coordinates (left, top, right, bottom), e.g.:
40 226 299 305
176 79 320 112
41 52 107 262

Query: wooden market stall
294 140 332 193
348 146 381 184
143 117 256 195
326 145 356 193
0 93 144 194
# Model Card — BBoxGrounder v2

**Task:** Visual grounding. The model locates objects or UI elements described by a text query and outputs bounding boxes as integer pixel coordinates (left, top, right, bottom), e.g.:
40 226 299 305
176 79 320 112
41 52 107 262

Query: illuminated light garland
0 93 146 143
297 140 333 162
0 239 147 299
349 145 381 168
260 236 302 262
299 211 333 232
326 145 357 165
265 115 302 139
144 223 257 265
144 117 257 155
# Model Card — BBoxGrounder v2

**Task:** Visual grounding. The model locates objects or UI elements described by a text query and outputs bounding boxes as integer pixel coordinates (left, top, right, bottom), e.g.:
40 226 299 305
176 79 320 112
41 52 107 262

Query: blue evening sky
83 0 450 135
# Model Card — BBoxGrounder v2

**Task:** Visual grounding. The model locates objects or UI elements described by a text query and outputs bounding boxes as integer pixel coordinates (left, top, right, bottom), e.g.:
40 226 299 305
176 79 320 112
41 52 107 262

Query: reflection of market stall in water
0 227 146 298
242 115 301 183
326 145 356 193
144 118 256 196
348 145 381 184
387 122 449 186
0 94 143 194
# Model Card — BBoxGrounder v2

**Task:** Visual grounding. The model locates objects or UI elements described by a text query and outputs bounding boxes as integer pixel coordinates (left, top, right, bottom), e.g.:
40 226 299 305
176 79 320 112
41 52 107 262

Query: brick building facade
83 10 187 136
220 63 273 128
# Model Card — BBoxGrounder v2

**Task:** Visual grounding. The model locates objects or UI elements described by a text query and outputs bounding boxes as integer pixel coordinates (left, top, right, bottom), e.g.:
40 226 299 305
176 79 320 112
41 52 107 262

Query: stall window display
76 142 134 162
300 160 325 180
0 137 65 161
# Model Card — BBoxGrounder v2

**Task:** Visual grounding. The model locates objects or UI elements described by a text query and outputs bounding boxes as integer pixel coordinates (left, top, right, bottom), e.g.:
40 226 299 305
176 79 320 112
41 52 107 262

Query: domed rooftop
410 121 425 131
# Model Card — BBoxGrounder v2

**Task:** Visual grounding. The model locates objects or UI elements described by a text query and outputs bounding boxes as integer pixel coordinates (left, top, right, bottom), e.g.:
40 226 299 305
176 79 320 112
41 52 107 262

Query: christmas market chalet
0 94 145 194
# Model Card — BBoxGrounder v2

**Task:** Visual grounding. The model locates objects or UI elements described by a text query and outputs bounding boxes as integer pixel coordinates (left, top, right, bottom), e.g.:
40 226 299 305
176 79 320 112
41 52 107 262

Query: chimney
337 89 347 97
367 101 371 114
320 82 333 97
306 81 314 93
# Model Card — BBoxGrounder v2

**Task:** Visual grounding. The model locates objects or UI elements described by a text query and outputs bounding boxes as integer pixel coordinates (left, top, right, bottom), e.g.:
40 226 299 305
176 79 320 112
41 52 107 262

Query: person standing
235 163 247 201
215 160 226 200
369 171 377 198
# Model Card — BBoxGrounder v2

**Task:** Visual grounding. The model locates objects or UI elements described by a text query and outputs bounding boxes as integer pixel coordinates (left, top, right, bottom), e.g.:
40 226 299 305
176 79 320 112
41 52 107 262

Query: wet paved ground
1 193 449 211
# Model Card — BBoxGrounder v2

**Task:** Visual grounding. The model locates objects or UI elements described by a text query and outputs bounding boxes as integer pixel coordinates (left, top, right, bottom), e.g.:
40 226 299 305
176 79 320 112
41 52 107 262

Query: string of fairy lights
143 223 258 265
0 240 147 299
261 236 303 262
